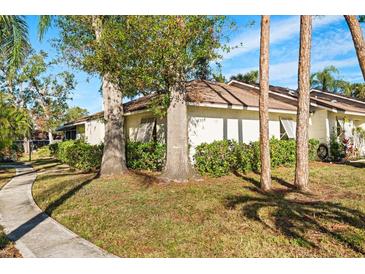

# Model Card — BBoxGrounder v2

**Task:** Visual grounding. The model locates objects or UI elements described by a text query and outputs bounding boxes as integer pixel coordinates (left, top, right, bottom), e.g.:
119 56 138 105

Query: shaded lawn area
0 166 15 189
32 159 365 257
0 166 22 258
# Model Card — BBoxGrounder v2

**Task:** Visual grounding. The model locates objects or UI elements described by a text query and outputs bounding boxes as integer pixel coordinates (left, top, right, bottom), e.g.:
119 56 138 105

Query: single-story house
56 80 365 159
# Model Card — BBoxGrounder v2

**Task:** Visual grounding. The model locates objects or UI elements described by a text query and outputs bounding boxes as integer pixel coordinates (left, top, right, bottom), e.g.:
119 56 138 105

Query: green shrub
270 138 296 168
194 140 237 177
35 146 51 158
330 138 345 161
194 138 320 177
55 140 165 172
56 140 103 171
56 140 76 164
49 143 59 156
308 139 320 161
233 142 255 173
126 141 166 171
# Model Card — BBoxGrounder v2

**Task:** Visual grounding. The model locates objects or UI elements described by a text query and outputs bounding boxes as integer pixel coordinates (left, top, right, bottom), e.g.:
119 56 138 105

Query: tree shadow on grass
224 176 365 255
132 170 163 188
0 159 62 180
343 161 365 169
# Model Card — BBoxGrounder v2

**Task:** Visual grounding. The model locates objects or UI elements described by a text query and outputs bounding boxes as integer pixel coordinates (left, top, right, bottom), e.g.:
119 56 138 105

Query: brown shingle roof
186 80 297 111
60 80 365 129
230 80 365 115
311 90 365 114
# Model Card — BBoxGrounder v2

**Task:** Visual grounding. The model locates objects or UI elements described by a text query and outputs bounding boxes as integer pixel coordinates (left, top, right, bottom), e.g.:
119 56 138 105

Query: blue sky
26 15 364 114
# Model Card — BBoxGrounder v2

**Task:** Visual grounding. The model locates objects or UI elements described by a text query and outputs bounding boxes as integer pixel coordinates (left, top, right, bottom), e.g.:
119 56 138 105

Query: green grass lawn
0 166 15 189
0 166 21 258
32 158 365 257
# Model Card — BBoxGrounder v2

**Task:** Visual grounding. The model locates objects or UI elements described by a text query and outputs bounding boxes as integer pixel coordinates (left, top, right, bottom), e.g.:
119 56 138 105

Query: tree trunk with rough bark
160 85 194 182
92 16 128 176
259 15 271 192
295 15 312 192
345 15 365 81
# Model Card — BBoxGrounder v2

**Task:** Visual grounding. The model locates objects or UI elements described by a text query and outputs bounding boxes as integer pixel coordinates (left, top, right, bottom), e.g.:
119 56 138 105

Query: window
136 118 156 142
280 119 296 140
65 128 76 140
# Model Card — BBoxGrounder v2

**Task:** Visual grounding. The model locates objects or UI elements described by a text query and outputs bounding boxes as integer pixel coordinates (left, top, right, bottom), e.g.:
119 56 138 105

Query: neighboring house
56 80 365 159
56 112 105 145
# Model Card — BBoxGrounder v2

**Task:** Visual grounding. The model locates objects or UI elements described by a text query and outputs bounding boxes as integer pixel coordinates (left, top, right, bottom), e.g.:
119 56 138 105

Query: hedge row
194 138 320 177
49 138 319 175
126 142 166 171
49 140 166 171
50 140 103 171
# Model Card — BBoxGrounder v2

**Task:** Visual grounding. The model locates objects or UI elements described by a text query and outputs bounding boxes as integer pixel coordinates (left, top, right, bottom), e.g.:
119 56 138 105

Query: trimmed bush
35 146 51 158
53 140 165 172
55 140 103 171
49 143 59 156
329 138 345 161
194 140 237 177
126 141 166 171
194 138 320 177
309 139 320 161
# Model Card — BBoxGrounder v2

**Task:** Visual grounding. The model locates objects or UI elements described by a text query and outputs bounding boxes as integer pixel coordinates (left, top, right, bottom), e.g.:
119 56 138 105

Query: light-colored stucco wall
309 109 330 143
85 119 105 145
187 106 296 160
83 105 365 160
125 111 166 142
327 112 362 139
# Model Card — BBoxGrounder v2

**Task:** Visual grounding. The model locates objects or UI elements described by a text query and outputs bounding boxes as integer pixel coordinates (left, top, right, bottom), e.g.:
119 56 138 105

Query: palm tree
344 15 365 81
351 83 365 99
230 70 258 84
0 93 31 153
0 16 30 70
259 16 271 192
0 15 51 69
294 15 313 192
311 65 339 92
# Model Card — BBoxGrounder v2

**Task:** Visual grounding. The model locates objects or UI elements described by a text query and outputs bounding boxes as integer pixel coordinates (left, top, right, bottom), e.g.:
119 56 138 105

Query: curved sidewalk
0 165 116 258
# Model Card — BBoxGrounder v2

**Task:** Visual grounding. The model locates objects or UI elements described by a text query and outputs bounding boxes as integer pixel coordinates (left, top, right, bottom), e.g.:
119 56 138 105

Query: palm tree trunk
92 16 128 176
295 15 312 192
259 15 271 192
345 15 365 81
160 84 193 182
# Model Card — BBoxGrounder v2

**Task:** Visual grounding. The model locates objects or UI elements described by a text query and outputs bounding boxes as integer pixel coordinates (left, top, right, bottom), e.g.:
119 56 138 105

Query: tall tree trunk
92 16 128 176
160 84 193 182
23 137 29 154
259 15 271 192
295 16 312 192
345 15 365 81
48 131 54 144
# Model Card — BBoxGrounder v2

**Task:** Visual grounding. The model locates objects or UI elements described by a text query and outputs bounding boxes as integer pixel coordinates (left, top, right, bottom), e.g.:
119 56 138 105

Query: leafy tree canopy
63 106 89 123
55 16 231 97
311 65 365 100
230 70 258 84
17 51 76 134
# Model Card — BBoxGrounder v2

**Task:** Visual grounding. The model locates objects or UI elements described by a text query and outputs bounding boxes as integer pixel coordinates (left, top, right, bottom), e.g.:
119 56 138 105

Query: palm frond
38 15 52 41
0 15 30 69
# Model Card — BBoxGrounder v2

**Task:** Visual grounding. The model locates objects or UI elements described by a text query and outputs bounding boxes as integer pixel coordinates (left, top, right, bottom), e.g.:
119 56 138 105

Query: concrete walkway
0 165 116 258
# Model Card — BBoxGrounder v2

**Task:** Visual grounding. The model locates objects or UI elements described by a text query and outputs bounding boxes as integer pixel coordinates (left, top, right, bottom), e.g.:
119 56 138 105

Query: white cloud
223 15 343 60
312 29 355 61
